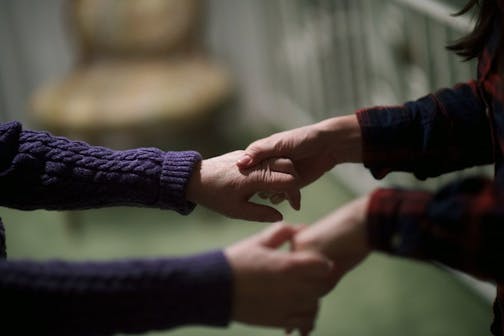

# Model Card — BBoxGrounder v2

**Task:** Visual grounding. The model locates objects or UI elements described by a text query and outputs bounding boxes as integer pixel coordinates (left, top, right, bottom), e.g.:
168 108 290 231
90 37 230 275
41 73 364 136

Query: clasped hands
186 150 338 334
185 116 370 335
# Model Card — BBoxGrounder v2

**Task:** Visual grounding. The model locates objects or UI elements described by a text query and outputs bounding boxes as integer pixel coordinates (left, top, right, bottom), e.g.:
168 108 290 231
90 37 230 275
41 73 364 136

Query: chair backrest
68 0 201 62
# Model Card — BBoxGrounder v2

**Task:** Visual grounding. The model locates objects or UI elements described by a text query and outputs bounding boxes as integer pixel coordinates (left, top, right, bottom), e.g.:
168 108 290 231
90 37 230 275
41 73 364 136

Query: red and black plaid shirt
356 13 504 336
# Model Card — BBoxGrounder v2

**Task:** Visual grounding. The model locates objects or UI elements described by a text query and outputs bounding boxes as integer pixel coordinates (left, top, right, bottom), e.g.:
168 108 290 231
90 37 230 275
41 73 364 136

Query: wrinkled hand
187 150 301 222
225 223 338 335
236 115 362 189
293 195 371 278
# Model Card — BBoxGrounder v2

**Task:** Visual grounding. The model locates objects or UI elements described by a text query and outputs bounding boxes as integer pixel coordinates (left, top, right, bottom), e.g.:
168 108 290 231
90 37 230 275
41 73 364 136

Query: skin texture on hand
186 150 301 222
293 195 371 278
237 115 363 189
224 223 338 335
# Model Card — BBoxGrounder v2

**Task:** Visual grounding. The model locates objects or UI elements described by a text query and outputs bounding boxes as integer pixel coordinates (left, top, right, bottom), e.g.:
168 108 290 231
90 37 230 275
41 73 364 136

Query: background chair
29 0 232 151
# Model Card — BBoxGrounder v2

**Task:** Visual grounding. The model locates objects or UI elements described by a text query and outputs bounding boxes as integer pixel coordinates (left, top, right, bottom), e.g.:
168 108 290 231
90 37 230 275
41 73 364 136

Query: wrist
186 160 204 204
293 195 371 263
317 115 362 164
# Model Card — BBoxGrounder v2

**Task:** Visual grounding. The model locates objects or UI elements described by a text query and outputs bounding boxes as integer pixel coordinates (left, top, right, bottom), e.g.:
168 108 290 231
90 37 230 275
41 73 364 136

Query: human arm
0 121 200 214
0 223 335 335
294 176 504 284
0 250 231 335
237 114 362 188
238 81 493 184
0 121 299 221
357 81 493 179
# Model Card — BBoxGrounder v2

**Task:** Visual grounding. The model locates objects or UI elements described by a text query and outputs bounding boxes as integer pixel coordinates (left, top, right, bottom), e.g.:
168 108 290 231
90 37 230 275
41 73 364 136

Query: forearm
0 251 232 335
357 81 493 179
367 178 504 282
317 114 363 164
0 121 201 214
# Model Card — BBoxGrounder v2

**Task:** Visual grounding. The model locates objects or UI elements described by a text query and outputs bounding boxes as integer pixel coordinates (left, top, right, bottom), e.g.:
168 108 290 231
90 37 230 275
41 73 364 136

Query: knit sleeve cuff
366 188 431 255
158 151 202 214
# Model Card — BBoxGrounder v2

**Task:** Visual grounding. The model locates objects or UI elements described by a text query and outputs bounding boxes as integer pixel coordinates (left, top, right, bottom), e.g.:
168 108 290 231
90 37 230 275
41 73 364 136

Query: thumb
258 222 298 248
237 138 284 169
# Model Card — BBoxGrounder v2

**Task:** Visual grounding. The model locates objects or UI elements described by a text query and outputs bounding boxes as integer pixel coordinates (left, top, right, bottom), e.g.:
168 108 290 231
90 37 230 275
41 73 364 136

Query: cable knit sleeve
367 177 504 282
0 250 233 335
0 121 201 214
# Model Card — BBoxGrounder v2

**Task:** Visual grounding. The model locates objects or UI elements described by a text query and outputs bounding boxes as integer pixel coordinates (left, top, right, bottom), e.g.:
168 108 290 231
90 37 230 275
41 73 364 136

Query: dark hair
447 0 499 60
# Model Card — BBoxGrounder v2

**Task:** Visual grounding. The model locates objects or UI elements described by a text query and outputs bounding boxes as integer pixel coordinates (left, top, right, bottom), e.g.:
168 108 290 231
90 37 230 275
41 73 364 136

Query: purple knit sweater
0 121 232 335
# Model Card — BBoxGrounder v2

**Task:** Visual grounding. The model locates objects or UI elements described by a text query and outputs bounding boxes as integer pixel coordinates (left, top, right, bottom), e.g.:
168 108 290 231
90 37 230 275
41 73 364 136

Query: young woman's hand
293 195 371 277
237 115 362 188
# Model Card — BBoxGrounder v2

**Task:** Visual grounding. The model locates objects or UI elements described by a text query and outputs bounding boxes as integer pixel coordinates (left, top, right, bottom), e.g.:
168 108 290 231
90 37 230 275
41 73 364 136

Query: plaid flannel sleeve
356 80 494 180
367 177 504 282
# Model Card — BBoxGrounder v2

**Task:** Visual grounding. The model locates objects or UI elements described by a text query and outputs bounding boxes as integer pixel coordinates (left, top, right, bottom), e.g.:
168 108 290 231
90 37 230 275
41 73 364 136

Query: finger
237 202 284 223
289 251 334 279
265 159 302 209
286 189 301 210
258 191 272 199
238 137 287 169
288 225 307 252
270 193 286 204
293 224 308 234
320 266 344 296
236 153 254 168
257 222 298 248
299 327 313 336
301 260 342 297
285 311 317 335
254 171 299 194
267 158 299 177
256 181 302 211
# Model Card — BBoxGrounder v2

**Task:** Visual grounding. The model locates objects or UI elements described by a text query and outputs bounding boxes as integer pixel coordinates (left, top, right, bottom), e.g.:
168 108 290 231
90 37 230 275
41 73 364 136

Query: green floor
1 173 494 336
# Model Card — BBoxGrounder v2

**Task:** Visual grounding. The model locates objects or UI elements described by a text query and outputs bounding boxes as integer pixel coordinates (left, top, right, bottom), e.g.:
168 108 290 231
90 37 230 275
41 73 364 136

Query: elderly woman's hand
186 150 301 222
225 223 337 335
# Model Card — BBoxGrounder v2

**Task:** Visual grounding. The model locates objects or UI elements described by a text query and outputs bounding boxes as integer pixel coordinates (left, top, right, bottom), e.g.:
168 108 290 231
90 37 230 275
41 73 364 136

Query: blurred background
0 0 496 335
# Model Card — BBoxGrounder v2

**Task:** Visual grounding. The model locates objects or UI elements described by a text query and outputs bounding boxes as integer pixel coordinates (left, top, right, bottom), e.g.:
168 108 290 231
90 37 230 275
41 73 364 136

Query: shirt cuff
356 107 419 180
366 188 432 256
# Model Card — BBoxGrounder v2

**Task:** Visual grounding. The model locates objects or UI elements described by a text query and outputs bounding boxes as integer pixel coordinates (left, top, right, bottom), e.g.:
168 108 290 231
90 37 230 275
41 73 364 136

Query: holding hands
293 196 371 278
220 116 373 334
187 150 301 222
225 223 337 335
187 116 370 334
236 115 362 187
222 193 372 334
